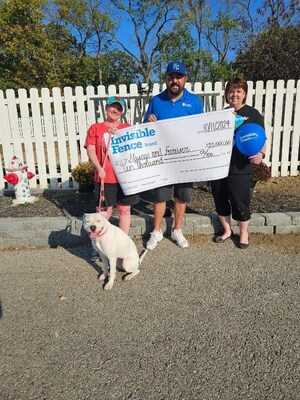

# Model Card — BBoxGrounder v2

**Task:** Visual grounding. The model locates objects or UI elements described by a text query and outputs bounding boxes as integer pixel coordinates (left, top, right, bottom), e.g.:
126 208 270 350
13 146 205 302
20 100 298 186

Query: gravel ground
0 239 299 400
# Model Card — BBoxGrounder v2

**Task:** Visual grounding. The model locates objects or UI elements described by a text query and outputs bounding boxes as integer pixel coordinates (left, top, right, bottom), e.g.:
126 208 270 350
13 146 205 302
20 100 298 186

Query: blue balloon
235 123 266 156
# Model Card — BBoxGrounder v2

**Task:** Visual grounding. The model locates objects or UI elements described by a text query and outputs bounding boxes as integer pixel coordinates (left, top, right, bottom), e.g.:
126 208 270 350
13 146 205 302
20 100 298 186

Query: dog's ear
100 211 108 219
83 213 89 221
96 207 108 219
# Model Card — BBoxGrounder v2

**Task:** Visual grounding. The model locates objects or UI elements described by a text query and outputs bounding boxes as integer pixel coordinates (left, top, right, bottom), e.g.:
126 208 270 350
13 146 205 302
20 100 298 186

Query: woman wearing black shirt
211 76 266 248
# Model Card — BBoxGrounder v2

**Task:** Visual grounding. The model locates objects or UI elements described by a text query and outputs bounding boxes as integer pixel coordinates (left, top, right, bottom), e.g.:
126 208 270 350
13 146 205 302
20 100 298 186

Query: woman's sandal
238 242 249 249
214 230 233 243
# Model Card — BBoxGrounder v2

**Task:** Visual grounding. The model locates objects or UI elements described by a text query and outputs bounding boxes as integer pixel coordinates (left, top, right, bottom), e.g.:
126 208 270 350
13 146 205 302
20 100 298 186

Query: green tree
180 0 241 82
155 21 197 82
0 0 54 90
45 21 81 87
108 0 179 84
258 0 300 28
100 50 139 86
53 0 115 84
78 50 139 87
233 25 300 81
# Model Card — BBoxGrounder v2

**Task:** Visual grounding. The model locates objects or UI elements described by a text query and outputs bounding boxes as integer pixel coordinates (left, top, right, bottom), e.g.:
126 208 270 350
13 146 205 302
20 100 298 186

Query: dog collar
97 226 108 237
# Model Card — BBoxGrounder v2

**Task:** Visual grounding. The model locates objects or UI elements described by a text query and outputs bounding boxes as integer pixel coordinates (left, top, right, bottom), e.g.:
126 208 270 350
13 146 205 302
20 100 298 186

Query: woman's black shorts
94 183 139 207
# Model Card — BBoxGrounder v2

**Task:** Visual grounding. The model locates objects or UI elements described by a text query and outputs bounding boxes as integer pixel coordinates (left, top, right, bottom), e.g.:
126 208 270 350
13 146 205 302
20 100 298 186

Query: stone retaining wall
0 212 299 249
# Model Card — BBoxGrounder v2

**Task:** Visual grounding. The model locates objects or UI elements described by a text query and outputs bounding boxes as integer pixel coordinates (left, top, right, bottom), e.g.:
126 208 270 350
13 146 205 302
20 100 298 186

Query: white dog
83 213 145 290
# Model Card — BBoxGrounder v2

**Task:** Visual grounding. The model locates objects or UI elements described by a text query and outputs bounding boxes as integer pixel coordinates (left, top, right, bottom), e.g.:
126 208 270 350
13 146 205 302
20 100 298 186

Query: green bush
71 161 94 187
252 162 271 182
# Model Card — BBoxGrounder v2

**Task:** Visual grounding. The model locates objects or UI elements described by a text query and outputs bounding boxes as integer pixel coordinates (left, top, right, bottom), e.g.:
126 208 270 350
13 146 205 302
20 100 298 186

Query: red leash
98 131 112 212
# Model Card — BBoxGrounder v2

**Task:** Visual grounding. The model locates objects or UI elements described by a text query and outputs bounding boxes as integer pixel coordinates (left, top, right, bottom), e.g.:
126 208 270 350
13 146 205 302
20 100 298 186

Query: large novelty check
109 109 235 195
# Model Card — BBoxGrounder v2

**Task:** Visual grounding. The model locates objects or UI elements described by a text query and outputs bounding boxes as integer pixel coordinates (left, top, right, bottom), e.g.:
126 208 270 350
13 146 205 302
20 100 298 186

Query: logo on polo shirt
182 102 192 108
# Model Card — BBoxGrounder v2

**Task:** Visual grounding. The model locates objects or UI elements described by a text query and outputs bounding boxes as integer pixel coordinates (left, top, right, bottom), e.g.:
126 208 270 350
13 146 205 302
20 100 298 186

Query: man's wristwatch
259 151 266 159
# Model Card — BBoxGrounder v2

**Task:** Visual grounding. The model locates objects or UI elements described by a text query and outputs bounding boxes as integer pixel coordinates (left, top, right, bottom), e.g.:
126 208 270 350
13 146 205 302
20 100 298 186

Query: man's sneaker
146 229 163 250
171 229 188 248
90 248 100 262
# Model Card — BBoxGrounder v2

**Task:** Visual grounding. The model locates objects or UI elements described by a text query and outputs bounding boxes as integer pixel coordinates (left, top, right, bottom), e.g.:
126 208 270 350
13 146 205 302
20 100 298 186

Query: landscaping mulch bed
0 177 299 218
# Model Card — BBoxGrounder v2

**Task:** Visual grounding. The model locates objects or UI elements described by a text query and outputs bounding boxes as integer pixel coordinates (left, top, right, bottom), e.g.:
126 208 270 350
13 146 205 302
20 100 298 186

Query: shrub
252 162 271 182
71 161 94 187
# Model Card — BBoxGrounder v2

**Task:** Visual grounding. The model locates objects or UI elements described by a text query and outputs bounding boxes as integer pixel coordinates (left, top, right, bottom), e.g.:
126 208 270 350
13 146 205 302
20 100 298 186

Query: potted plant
71 161 95 193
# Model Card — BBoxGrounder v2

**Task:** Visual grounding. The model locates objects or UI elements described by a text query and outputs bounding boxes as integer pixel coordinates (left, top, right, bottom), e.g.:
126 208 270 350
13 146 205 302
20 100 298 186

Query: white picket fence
0 79 299 191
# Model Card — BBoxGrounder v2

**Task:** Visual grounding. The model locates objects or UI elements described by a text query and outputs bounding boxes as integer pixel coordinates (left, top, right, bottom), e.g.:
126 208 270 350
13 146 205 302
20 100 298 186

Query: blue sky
73 0 296 68
108 0 297 63
109 1 247 63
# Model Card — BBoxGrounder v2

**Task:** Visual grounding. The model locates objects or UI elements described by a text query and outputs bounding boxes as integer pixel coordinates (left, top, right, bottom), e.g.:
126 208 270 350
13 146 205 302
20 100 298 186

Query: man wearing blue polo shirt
144 61 204 250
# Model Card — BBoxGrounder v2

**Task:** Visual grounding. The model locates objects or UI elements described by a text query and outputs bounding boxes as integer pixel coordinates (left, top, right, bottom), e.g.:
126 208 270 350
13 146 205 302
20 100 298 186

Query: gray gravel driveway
0 237 299 400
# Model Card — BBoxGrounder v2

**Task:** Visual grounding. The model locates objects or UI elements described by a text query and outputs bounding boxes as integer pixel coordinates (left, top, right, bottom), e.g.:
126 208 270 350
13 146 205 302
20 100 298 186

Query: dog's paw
98 273 106 281
123 270 140 281
104 280 114 290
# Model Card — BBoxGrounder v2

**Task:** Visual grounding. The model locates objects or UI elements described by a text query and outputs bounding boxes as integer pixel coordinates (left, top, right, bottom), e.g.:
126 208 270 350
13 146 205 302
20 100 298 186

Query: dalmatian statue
3 156 39 206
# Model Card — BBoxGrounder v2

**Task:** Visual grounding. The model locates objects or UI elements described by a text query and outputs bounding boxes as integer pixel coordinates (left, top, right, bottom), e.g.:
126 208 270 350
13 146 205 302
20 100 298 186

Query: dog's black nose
90 225 96 232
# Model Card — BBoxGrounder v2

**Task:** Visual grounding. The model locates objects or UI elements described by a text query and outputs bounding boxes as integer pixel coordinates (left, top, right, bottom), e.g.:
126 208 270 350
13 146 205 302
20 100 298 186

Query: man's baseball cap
106 96 125 110
166 61 187 75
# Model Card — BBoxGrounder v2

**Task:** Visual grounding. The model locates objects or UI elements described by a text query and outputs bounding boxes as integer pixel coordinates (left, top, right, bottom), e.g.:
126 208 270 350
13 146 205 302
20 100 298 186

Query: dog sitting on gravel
83 213 144 290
